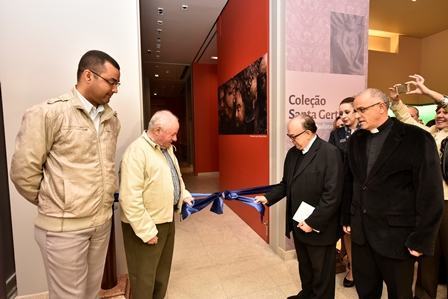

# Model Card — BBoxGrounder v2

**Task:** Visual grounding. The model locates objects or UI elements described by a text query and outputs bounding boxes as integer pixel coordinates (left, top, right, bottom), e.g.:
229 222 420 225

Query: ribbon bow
181 185 277 221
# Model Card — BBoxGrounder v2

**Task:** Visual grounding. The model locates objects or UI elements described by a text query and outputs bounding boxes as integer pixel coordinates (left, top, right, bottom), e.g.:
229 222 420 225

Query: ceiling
140 0 227 98
140 0 448 99
369 0 448 38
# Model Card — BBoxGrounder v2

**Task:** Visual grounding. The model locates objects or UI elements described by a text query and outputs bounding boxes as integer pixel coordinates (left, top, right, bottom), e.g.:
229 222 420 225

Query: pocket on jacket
59 126 96 157
64 179 99 217
386 214 416 227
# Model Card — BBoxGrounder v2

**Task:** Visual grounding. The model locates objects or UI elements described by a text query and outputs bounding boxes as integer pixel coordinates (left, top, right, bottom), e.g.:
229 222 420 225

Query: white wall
0 0 143 295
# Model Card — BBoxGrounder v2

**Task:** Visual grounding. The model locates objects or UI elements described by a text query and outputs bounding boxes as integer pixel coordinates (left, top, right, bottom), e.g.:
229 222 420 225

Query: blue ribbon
181 185 277 221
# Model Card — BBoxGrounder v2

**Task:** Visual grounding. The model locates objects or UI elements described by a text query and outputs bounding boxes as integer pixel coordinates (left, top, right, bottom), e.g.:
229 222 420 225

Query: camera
395 83 410 94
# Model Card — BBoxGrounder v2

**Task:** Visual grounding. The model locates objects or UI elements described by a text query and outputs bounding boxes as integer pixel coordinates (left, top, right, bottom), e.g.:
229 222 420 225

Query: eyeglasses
287 130 307 141
354 102 382 114
89 69 120 88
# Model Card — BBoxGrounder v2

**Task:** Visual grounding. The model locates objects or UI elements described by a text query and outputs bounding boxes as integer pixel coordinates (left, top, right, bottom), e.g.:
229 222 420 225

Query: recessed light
411 0 416 2
153 92 158 96
181 4 188 10
157 20 163 25
154 74 159 78
211 56 218 60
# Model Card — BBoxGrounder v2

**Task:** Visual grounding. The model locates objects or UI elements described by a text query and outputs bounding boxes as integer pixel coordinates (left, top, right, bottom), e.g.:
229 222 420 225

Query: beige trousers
35 219 111 299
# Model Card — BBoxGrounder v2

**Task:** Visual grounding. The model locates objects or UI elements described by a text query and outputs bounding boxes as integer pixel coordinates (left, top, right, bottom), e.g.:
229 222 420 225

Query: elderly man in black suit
342 88 444 299
256 115 343 299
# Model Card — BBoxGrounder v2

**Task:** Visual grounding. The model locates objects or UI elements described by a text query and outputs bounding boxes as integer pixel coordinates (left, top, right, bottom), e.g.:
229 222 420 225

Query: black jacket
342 118 444 259
266 137 343 246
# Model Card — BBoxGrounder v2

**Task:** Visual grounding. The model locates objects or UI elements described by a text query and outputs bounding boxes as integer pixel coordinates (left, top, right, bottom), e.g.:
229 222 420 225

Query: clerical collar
370 117 393 134
302 135 317 154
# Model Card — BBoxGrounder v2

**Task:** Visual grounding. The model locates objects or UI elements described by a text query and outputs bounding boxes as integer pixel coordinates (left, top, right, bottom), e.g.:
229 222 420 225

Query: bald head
288 115 317 133
354 88 389 130
147 110 179 148
148 110 179 132
287 115 317 150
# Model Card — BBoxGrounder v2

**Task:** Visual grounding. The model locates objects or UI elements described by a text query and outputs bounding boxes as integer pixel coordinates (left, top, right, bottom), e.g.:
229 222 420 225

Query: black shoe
287 291 307 299
343 273 355 288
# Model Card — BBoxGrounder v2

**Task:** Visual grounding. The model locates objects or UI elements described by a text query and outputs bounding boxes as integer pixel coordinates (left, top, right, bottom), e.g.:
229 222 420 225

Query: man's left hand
298 221 313 233
183 197 194 205
408 248 423 257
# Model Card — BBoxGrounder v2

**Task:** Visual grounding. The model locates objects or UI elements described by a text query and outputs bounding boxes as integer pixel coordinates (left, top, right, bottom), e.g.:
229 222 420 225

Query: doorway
0 83 17 298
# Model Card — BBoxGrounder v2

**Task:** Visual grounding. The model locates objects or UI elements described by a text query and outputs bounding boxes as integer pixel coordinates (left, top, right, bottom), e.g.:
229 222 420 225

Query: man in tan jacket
120 110 193 299
10 50 121 299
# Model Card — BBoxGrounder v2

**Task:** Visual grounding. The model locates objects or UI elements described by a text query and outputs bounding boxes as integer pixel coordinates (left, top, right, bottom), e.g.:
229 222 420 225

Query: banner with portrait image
285 0 369 142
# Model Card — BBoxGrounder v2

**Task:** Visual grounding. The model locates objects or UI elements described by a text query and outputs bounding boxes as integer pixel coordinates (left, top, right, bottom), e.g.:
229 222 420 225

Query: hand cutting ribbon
181 185 277 221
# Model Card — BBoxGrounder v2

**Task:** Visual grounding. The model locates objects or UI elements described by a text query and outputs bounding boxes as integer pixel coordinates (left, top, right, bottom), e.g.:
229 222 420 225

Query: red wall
192 63 219 174
217 0 269 241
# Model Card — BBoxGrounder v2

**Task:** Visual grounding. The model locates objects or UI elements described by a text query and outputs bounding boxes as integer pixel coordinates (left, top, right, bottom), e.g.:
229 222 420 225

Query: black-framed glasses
287 130 307 141
89 69 120 88
354 102 382 114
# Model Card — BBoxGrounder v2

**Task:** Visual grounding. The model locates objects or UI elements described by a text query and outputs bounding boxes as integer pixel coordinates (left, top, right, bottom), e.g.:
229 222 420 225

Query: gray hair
357 88 390 108
148 110 178 131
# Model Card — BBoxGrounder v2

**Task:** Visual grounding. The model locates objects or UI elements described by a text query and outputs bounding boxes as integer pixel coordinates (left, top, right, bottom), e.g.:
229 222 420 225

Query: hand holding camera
389 74 428 101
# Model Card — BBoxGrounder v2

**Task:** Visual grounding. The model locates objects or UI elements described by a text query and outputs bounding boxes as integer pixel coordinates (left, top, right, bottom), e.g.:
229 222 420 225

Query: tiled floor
171 171 362 298
167 196 361 298
170 170 447 299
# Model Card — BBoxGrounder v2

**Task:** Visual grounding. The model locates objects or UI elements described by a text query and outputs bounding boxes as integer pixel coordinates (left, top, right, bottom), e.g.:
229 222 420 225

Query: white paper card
293 201 315 222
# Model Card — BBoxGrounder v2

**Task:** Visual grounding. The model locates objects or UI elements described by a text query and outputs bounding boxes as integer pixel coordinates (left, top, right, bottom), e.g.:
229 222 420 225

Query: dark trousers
415 200 448 299
122 221 175 299
293 232 336 299
352 242 414 299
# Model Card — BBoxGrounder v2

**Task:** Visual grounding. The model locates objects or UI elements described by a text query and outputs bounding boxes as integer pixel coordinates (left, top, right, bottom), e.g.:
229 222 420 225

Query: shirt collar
75 88 104 114
370 117 392 134
142 131 159 149
302 135 317 154
142 131 176 152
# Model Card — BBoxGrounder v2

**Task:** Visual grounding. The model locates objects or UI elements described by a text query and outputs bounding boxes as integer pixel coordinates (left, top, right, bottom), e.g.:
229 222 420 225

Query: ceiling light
157 7 164 15
157 20 163 25
154 74 159 78
181 4 188 10
411 0 416 2
211 56 218 60
153 92 157 96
